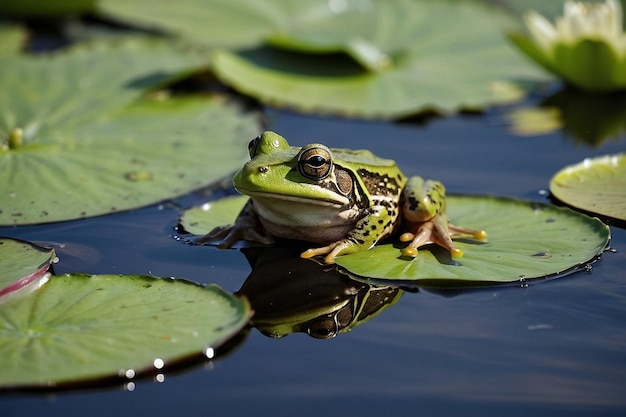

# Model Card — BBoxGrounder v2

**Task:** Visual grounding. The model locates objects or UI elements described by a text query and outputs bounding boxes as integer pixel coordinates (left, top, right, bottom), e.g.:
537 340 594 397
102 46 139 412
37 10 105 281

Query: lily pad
99 0 322 49
180 195 248 236
337 196 610 286
0 38 261 225
0 237 56 299
100 0 546 118
210 1 544 118
0 273 251 387
550 154 626 221
181 195 609 286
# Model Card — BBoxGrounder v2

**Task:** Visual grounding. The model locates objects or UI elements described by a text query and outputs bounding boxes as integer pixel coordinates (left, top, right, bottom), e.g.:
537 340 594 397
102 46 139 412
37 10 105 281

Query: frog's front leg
400 177 486 258
300 205 391 264
196 199 274 248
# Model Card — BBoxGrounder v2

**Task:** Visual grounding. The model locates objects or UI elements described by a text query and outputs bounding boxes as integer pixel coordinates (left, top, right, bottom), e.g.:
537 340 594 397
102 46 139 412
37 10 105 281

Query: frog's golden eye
297 145 333 180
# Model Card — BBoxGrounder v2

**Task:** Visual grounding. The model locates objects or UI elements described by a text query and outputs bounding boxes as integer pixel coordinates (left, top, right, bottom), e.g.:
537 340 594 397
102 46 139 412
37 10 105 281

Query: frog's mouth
244 190 347 208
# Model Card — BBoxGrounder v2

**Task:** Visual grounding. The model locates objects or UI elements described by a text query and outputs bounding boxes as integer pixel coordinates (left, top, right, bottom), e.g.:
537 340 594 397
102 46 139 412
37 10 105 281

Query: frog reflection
237 244 403 339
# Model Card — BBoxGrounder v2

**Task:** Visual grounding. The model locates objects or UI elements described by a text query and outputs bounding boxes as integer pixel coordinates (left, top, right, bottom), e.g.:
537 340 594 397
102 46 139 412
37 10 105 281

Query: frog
199 131 486 264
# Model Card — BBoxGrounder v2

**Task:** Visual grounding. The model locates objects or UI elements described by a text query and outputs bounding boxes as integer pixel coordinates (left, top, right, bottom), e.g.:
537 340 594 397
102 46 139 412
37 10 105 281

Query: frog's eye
297 145 333 180
247 136 261 158
307 316 338 339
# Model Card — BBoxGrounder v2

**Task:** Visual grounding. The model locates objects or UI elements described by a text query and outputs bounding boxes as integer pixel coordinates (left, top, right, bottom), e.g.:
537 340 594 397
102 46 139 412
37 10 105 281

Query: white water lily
510 0 626 92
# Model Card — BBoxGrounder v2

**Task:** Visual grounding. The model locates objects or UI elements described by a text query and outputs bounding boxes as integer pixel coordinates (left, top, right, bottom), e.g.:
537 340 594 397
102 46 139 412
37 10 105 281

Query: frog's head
233 131 355 208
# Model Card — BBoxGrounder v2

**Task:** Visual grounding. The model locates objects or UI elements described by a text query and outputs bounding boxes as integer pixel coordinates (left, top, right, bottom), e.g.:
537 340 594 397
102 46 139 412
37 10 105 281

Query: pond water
1 95 626 417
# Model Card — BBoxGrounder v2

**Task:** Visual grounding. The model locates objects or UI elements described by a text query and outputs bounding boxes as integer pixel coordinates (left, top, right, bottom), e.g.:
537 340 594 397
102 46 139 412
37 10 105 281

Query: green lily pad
181 195 609 286
99 0 321 49
180 195 248 236
550 154 626 221
0 273 251 387
100 0 545 118
337 196 610 286
210 0 544 118
0 237 56 299
0 38 261 225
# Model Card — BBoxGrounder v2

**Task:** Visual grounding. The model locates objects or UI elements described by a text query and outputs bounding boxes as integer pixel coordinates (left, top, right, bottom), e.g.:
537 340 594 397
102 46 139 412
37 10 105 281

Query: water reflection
543 88 626 145
507 87 626 145
237 244 403 339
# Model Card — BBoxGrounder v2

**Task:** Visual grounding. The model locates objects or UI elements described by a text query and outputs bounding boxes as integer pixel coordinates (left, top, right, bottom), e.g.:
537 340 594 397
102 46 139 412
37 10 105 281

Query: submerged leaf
550 154 626 221
0 273 250 387
0 38 261 225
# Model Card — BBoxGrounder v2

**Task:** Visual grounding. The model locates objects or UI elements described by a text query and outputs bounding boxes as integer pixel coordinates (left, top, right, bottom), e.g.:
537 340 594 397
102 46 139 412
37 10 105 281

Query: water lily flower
509 0 626 92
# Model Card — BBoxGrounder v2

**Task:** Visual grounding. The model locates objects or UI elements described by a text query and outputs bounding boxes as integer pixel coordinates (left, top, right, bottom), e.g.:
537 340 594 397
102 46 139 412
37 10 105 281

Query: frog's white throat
248 192 361 244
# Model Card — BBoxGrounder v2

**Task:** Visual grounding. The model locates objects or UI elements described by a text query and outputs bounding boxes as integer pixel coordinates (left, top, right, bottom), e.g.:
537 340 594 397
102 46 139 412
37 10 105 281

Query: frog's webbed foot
399 215 487 259
195 199 274 248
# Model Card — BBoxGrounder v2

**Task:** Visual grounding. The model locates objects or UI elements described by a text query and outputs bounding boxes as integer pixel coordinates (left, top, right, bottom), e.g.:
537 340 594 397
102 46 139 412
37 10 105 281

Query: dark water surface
1 103 625 417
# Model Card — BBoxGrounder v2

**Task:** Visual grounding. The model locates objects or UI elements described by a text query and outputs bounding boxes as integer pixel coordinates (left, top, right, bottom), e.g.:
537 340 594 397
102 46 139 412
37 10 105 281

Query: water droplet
204 346 215 359
585 263 593 272
124 382 136 392
153 358 164 369
154 373 165 383
120 368 136 379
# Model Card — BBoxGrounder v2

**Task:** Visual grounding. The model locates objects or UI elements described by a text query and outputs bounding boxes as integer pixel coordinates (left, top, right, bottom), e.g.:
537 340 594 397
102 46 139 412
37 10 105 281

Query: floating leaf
550 154 626 221
0 38 261 225
181 195 609 286
99 0 322 49
336 196 609 286
0 237 55 300
0 273 251 387
100 0 546 118
180 195 248 236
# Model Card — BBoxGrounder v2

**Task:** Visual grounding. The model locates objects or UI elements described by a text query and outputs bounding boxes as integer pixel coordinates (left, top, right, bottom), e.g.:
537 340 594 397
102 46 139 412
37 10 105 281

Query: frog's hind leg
300 241 346 265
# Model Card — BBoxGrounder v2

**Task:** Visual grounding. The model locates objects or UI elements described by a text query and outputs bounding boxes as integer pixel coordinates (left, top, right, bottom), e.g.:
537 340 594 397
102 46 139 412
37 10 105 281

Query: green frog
199 131 486 264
